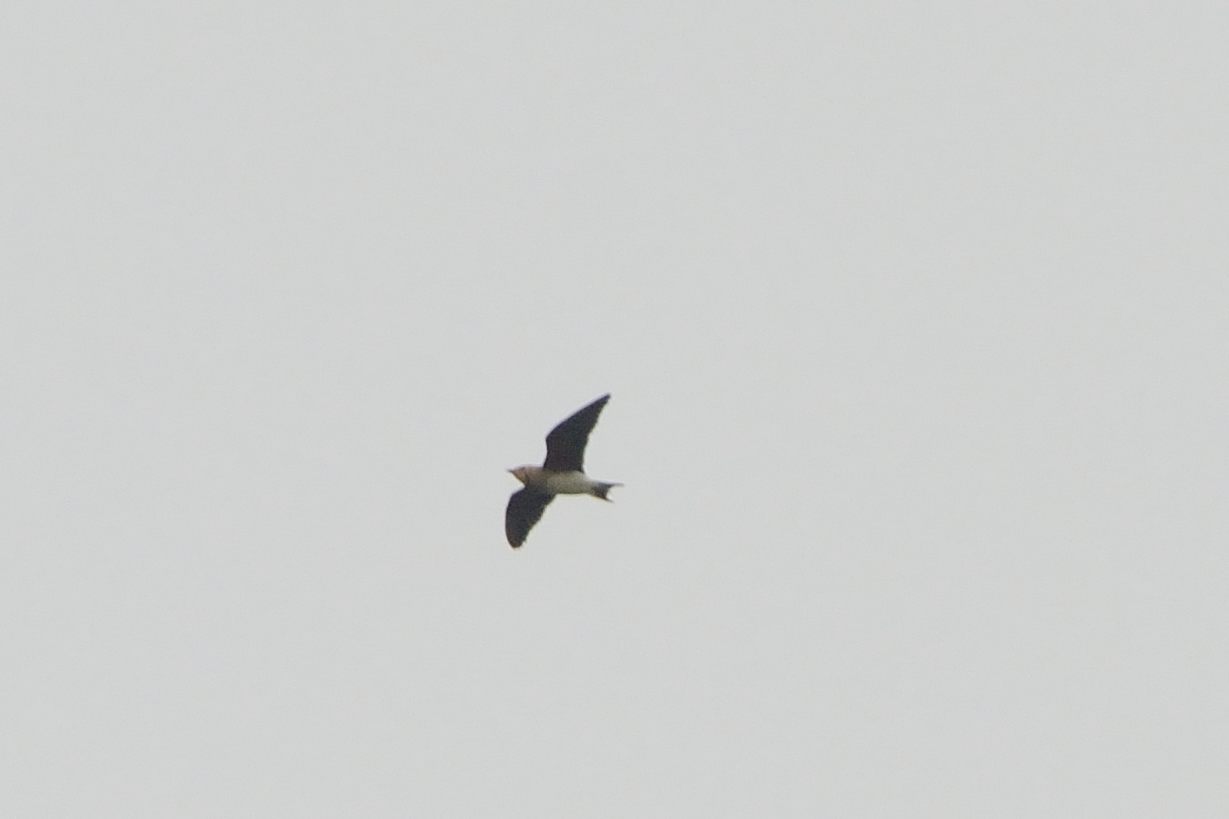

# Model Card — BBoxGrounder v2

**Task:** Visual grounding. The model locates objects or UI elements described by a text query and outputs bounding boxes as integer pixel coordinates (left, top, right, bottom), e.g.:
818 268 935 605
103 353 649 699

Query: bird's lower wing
505 488 554 548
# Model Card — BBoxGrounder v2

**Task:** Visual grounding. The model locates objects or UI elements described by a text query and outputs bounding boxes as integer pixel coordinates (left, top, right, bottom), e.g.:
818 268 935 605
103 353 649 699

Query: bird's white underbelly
542 471 594 495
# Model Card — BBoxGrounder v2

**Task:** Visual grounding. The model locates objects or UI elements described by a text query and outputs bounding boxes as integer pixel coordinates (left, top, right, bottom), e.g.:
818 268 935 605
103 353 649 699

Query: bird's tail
590 482 622 501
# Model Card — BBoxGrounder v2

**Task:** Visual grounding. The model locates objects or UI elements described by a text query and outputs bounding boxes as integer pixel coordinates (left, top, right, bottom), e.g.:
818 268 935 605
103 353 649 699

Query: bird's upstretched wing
543 394 610 472
505 488 554 548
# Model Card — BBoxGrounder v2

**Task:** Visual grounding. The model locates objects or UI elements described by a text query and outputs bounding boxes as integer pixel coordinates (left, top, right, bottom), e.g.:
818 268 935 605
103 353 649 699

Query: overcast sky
3 3 1227 816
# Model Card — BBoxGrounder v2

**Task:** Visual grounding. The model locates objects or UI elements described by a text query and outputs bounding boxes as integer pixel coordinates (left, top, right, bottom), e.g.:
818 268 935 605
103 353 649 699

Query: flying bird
505 394 621 548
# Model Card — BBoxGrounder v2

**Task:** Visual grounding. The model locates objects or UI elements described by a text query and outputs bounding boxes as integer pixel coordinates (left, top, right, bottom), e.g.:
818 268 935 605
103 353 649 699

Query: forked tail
591 482 622 501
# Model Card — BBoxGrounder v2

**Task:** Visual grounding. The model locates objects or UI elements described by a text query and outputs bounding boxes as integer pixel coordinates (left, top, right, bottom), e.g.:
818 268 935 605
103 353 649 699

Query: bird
505 394 621 548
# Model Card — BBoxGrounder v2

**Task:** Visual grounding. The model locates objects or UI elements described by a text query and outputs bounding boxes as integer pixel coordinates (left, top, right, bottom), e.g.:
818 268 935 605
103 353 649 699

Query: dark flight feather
543 393 610 472
505 488 554 549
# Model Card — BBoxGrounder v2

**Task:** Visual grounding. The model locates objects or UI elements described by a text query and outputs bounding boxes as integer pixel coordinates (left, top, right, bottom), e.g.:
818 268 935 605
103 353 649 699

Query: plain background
3 2 1227 816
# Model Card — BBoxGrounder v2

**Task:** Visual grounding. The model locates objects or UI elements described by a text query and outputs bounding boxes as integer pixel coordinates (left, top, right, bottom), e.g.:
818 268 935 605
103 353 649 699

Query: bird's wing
505 488 554 548
543 394 610 472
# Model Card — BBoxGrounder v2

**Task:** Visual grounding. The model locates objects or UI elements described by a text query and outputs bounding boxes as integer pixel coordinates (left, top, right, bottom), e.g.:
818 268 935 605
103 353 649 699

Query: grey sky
3 2 1227 816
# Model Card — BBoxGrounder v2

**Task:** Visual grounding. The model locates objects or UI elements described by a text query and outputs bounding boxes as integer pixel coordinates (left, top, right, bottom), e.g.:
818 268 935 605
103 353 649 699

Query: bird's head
507 466 531 485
